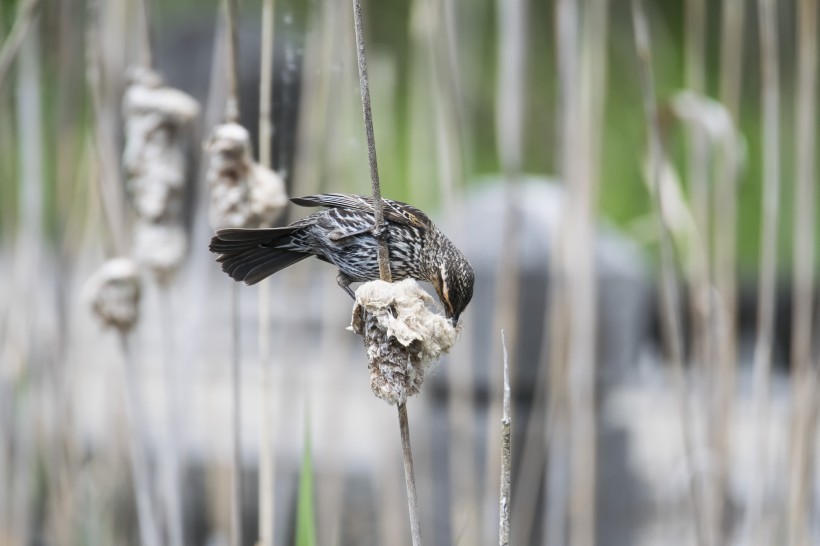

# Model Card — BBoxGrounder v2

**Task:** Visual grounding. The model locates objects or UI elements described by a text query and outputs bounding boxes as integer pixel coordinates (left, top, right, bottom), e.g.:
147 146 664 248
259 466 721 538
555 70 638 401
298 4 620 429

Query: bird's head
432 252 475 326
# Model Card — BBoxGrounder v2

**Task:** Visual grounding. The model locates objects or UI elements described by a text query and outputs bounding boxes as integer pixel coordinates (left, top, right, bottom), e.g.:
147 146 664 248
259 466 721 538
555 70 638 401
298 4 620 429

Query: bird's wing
291 193 431 228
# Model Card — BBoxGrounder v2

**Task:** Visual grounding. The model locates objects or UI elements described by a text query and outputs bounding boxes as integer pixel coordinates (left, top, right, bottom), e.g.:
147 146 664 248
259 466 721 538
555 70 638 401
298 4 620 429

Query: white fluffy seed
206 123 287 230
86 258 142 332
350 279 458 405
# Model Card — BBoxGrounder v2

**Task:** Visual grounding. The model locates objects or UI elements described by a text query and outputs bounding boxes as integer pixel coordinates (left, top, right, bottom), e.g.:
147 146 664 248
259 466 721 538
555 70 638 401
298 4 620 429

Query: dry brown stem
787 0 817 543
350 0 422 542
257 0 277 544
631 2 706 545
745 0 781 541
499 331 511 546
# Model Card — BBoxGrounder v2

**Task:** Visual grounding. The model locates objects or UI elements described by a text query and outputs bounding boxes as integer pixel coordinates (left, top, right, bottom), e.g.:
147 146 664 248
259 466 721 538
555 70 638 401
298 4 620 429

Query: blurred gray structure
427 177 653 546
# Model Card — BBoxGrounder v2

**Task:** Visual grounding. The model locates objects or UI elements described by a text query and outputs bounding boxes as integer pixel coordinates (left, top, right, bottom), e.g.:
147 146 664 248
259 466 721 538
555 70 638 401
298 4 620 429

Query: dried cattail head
86 258 141 332
350 279 458 405
132 221 187 283
206 122 287 230
122 67 199 222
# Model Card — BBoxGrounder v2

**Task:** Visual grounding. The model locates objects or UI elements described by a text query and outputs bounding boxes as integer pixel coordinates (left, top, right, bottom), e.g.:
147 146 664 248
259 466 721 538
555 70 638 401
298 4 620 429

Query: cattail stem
787 0 817 543
351 2 421 544
487 0 525 538
85 0 127 256
139 0 153 69
218 0 243 542
0 0 40 92
159 287 185 546
229 283 243 546
258 0 276 543
351 0 390 283
396 403 422 545
223 0 240 123
499 331 511 546
714 2 744 544
118 333 161 546
745 0 780 541
631 2 706 545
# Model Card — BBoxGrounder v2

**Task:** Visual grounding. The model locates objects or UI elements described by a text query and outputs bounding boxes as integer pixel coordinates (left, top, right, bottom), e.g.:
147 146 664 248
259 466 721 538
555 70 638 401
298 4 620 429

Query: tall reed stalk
485 0 525 539
787 1 817 544
566 1 607 545
683 3 715 539
351 0 421 543
499 330 512 546
220 0 244 544
543 1 577 544
744 0 780 542
713 1 745 543
119 334 162 546
157 289 185 546
85 0 127 256
631 2 706 544
257 0 276 544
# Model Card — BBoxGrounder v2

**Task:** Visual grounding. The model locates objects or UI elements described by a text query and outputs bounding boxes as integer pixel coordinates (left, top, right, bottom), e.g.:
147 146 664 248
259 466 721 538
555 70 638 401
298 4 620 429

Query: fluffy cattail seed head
86 258 142 332
122 67 199 282
206 122 287 230
123 67 199 223
350 279 458 405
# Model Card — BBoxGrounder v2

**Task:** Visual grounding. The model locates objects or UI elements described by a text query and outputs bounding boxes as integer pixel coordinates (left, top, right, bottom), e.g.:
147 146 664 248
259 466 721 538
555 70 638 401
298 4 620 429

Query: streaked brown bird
209 193 475 324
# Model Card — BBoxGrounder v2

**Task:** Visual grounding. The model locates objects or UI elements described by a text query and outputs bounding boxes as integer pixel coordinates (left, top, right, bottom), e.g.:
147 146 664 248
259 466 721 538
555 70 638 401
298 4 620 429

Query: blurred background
0 0 818 545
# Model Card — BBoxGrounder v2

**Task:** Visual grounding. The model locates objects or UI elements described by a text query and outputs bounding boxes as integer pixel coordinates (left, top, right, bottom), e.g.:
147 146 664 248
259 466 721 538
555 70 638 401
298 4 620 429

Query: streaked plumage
209 193 475 324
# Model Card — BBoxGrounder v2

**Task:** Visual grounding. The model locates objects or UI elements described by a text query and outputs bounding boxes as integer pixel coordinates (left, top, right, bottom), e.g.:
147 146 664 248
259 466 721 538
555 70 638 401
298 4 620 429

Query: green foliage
295 412 316 546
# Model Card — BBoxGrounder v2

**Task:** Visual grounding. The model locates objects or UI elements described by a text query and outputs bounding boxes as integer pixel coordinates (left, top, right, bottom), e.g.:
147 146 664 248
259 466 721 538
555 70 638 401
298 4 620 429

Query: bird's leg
370 223 388 241
337 272 356 299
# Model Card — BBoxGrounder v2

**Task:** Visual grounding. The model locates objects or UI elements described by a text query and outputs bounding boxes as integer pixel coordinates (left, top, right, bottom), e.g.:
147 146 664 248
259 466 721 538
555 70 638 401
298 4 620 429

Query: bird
209 193 475 325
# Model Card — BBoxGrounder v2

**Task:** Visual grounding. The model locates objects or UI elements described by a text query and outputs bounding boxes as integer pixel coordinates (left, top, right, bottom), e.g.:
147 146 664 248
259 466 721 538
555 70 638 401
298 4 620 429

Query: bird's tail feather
209 227 308 285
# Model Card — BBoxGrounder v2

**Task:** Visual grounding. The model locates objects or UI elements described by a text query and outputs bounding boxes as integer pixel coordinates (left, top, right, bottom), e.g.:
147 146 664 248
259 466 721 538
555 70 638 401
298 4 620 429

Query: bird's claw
370 223 388 240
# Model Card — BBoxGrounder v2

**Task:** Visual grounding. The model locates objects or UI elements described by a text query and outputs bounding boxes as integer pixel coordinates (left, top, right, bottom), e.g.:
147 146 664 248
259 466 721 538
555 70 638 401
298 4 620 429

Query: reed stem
257 0 276 543
119 333 161 546
631 3 706 544
351 1 422 543
499 331 511 546
745 0 781 541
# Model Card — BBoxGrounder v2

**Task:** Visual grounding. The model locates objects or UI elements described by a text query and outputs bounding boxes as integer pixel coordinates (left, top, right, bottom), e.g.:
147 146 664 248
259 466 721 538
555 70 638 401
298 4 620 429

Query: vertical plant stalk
134 0 184 541
420 0 458 209
230 282 243 546
683 2 714 538
499 331 512 546
86 0 128 256
351 0 390 282
223 0 240 123
158 289 185 546
683 0 713 417
631 3 707 545
351 1 421 545
714 1 745 543
119 334 162 546
0 0 40 91
566 1 607 545
543 1 576 544
787 0 817 543
139 0 153 69
258 0 276 544
486 0 525 538
744 0 780 541
9 19 44 546
221 1 243 544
